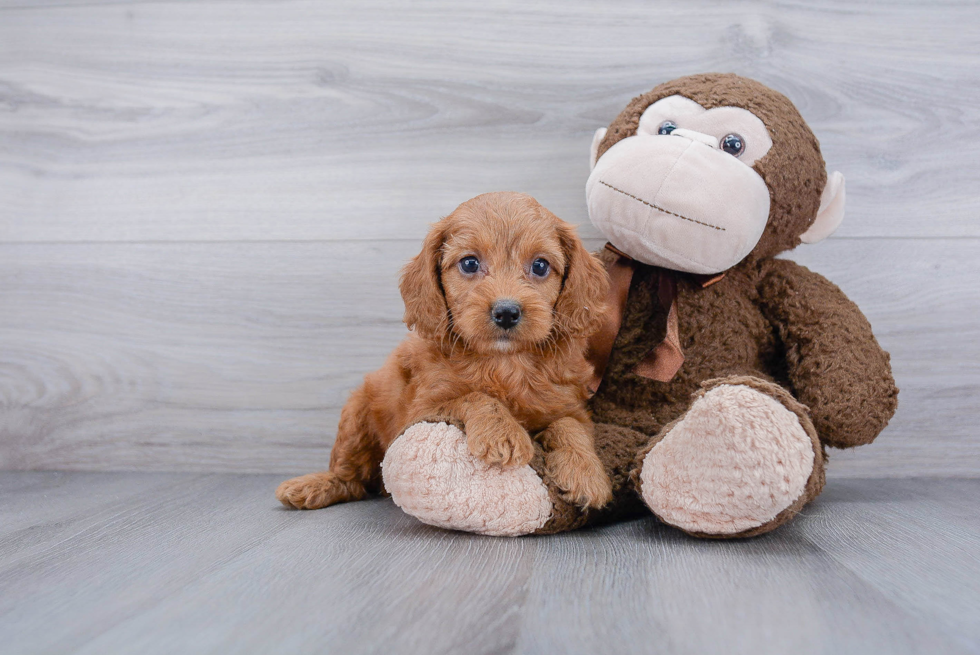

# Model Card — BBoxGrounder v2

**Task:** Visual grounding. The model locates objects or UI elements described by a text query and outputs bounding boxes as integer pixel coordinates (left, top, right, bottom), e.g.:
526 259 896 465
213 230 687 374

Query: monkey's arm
757 258 898 448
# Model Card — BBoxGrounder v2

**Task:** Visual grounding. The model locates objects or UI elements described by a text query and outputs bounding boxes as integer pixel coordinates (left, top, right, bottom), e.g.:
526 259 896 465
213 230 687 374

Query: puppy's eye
530 258 550 278
658 121 678 135
458 256 480 274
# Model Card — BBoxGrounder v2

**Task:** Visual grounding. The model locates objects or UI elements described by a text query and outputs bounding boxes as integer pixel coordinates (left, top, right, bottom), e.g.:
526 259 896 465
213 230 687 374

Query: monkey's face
586 95 775 274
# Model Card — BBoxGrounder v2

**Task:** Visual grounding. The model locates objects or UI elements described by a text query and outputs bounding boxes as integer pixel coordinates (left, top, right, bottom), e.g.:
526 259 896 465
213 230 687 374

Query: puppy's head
400 192 608 354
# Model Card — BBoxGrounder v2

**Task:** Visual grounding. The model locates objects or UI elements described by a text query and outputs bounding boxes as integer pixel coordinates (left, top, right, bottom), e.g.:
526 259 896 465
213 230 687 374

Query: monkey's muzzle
586 134 771 274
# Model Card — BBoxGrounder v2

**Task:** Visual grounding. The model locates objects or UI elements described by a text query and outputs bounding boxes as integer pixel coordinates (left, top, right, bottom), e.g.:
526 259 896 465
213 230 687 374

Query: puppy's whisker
449 327 466 355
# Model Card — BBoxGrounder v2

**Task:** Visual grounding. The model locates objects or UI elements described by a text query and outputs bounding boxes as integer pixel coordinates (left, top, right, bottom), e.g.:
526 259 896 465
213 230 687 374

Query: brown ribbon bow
586 243 724 396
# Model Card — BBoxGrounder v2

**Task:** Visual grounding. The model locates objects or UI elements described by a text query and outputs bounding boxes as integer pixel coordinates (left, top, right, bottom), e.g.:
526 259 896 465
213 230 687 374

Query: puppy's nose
491 300 522 330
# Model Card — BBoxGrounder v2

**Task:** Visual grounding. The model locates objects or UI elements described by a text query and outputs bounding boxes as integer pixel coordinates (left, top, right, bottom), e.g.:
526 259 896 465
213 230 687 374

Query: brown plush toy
381 73 898 538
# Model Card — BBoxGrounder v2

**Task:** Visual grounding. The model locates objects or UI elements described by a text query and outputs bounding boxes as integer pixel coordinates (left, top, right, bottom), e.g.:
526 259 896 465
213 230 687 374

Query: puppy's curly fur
276 192 613 512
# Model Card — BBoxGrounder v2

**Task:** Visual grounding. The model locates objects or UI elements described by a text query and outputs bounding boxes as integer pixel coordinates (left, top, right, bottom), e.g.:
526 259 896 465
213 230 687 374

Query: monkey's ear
399 223 449 339
801 171 846 244
590 128 608 171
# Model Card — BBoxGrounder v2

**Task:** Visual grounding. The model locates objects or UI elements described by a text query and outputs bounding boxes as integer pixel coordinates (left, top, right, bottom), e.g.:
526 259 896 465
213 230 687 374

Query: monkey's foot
638 377 824 538
382 422 553 537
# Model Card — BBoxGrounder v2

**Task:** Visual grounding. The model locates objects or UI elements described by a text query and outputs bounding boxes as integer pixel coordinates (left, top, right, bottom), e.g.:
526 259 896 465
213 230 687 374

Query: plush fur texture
385 74 898 539
276 192 613 513
638 379 818 536
382 422 553 536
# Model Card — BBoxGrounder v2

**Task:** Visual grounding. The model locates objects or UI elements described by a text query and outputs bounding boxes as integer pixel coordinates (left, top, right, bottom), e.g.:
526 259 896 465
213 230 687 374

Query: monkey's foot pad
639 383 816 536
382 422 553 536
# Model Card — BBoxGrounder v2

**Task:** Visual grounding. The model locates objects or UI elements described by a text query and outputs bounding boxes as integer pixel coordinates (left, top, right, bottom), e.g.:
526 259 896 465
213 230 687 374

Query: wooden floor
1 472 978 655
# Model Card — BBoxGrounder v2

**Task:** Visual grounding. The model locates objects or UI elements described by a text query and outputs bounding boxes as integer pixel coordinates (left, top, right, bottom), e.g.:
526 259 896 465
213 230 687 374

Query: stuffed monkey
381 73 898 538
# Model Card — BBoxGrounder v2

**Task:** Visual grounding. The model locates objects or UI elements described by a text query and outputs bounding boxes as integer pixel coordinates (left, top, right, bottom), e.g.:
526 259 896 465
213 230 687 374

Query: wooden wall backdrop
1 0 978 476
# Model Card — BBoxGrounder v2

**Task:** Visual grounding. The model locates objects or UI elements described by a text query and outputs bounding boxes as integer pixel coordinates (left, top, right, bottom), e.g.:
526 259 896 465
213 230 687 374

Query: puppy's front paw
545 449 613 509
465 414 535 467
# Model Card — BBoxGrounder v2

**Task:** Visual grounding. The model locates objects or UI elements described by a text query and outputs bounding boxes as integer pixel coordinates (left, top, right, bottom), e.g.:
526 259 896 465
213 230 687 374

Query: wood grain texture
1 0 979 242
0 473 977 655
1 0 978 474
1 238 978 475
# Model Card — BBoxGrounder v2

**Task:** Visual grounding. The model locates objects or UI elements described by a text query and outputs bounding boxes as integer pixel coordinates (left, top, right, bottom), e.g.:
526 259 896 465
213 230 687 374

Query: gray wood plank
796 479 980 653
516 520 973 655
1 0 978 479
0 473 977 655
1 238 977 475
0 471 194 564
0 473 300 654
1 0 979 242
0 472 529 655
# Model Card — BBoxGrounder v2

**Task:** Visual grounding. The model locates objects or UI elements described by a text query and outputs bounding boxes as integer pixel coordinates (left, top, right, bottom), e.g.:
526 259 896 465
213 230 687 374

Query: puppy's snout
491 300 522 330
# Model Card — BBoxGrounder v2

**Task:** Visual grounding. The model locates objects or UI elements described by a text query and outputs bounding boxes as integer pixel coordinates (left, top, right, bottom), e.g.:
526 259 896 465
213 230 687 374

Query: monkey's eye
459 256 480 274
658 121 678 135
721 133 745 157
530 258 551 278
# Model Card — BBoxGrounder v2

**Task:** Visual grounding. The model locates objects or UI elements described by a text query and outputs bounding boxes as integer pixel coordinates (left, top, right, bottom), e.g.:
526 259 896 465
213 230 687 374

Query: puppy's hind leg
275 472 366 510
276 387 381 510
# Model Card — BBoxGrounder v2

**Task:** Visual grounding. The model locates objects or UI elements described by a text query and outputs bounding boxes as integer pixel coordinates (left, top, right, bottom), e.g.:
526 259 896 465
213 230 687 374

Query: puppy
276 192 613 512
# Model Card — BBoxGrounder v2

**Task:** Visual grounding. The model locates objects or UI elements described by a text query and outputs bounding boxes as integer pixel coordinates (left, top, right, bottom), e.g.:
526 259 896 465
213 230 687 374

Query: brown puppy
276 192 613 512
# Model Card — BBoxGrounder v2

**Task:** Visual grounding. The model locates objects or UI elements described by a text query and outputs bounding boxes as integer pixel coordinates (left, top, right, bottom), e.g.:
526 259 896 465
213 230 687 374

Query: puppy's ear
553 218 609 338
400 221 449 339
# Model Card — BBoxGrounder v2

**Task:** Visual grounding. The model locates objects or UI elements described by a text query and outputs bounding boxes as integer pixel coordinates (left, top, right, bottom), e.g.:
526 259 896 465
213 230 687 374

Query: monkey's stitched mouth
598 181 726 232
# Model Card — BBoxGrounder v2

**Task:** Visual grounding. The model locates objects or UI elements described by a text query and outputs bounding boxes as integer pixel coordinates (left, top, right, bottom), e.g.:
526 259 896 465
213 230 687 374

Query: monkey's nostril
491 301 522 330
